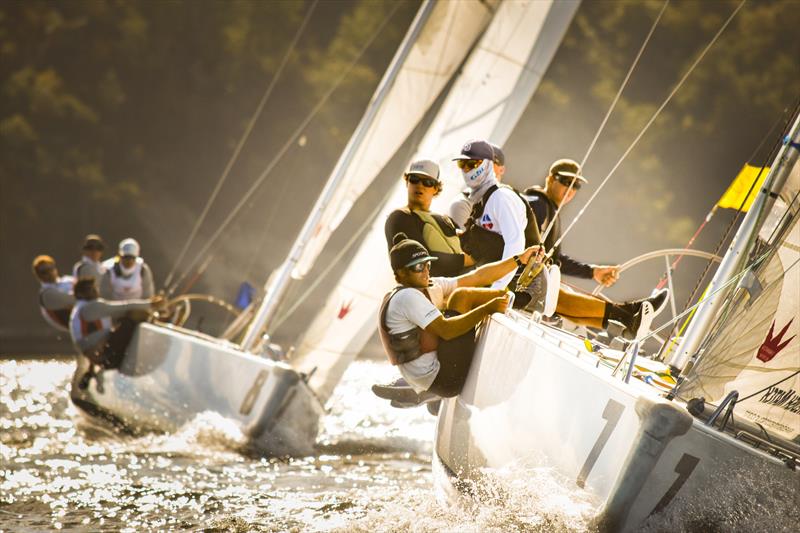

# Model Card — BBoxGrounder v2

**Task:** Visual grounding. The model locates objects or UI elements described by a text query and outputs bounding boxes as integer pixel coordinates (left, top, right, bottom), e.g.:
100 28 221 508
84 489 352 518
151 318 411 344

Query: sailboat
69 0 575 455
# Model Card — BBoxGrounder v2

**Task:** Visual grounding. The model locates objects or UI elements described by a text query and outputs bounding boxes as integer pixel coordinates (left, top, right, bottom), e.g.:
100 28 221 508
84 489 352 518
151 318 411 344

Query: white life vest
69 300 112 350
38 276 75 332
105 257 144 300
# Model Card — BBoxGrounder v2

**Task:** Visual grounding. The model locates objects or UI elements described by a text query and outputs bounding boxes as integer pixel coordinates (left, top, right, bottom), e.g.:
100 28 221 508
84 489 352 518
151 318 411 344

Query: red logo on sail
757 319 795 363
337 300 353 319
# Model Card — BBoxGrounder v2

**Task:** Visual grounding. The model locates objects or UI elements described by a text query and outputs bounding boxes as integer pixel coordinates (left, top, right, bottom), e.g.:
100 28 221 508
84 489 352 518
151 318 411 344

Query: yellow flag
717 164 770 211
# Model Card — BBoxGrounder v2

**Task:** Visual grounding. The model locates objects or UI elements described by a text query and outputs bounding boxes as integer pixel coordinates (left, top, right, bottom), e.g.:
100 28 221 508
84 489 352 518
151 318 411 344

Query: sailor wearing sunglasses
377 233 542 401
456 140 540 289
384 159 476 277
523 159 620 287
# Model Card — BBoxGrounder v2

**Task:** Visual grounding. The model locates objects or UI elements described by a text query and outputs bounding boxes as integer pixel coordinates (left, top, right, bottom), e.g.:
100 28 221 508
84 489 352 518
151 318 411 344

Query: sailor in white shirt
455 139 533 289
378 233 542 398
100 238 155 301
32 255 75 332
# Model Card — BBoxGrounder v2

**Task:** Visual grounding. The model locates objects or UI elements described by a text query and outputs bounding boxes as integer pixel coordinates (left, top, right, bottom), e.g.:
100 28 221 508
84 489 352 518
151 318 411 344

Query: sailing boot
512 268 548 314
373 377 418 404
620 288 670 340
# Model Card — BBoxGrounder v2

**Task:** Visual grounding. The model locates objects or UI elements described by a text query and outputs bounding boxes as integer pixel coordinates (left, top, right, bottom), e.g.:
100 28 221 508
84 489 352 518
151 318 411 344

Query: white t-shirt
385 277 458 392
478 187 527 289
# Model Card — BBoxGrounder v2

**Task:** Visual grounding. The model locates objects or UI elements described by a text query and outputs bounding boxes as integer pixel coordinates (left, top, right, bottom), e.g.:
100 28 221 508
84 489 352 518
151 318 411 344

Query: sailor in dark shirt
384 159 476 277
523 158 620 287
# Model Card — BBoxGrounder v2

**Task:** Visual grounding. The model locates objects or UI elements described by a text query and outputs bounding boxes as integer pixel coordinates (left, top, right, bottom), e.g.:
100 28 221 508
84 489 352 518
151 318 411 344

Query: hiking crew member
449 143 506 230
32 255 75 332
100 238 155 301
523 158 619 287
70 277 163 387
380 233 542 397
384 159 476 277
455 139 540 289
72 234 107 286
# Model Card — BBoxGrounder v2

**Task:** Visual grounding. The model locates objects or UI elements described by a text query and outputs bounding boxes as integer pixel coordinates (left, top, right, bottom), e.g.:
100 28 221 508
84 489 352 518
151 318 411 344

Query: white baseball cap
118 238 140 258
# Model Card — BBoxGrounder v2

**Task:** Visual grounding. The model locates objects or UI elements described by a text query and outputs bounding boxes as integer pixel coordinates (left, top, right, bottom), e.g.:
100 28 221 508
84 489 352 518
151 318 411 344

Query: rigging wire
579 0 669 170
163 0 320 292
657 102 799 357
539 0 669 246
548 0 747 254
271 3 463 334
167 2 404 295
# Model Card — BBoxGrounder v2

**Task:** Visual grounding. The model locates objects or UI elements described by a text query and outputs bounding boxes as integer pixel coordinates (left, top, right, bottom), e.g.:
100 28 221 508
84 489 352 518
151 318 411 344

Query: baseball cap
549 158 588 184
82 234 105 251
404 159 440 181
453 139 495 161
389 233 437 271
490 143 505 166
118 238 140 258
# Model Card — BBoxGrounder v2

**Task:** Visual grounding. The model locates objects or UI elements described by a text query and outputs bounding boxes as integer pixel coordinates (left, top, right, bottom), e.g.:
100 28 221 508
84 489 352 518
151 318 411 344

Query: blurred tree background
0 0 419 351
1 0 798 352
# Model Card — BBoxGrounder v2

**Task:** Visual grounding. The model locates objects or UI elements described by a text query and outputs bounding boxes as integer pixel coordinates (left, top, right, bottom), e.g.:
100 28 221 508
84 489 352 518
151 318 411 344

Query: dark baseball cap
82 234 105 251
389 233 437 271
453 139 495 161
490 143 505 166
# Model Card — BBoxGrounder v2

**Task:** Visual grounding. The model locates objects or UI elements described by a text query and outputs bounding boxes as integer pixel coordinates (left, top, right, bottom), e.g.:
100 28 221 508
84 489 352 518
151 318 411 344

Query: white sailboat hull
434 313 798 531
71 323 324 456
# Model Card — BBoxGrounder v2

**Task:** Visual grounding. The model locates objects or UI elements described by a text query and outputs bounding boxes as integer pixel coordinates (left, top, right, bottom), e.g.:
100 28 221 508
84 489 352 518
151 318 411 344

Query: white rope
164 0 319 292
540 0 669 246
168 2 403 294
552 0 747 254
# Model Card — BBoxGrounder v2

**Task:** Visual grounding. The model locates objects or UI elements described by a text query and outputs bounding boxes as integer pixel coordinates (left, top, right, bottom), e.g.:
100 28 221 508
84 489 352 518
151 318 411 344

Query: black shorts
427 311 477 398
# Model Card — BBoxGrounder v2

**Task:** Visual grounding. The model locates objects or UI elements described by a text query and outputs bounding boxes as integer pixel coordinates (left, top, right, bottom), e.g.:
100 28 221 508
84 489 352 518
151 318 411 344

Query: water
1 359 598 532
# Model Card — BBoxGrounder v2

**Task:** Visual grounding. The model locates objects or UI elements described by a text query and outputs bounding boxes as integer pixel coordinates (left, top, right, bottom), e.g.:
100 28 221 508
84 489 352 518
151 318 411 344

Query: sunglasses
407 260 431 273
456 159 483 172
407 174 439 188
554 174 582 191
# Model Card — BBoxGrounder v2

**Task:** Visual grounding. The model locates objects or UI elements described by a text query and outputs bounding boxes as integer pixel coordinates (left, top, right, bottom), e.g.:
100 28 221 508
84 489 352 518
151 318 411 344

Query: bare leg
447 287 506 314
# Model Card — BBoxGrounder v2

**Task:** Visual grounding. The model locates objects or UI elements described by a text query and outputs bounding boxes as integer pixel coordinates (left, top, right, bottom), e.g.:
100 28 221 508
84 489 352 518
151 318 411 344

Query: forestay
680 160 800 441
291 0 581 403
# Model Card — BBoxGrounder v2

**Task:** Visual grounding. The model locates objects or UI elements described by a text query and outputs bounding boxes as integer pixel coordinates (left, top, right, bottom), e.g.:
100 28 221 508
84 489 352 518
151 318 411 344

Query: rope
550 0 747 254
540 0 669 245
163 0 319 292
270 1 464 333
167 2 403 295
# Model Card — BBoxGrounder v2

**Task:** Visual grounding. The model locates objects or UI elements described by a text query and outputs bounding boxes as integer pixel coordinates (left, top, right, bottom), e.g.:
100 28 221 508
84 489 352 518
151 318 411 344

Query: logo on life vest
757 319 795 363
337 299 353 319
480 213 493 230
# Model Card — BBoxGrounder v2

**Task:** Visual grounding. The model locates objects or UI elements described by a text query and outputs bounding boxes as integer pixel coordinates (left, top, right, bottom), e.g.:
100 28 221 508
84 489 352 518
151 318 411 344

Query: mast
670 112 800 370
240 1 437 351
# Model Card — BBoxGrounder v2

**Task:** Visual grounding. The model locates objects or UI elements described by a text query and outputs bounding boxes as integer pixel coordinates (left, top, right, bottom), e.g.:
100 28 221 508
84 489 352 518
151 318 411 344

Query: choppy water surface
1 359 597 532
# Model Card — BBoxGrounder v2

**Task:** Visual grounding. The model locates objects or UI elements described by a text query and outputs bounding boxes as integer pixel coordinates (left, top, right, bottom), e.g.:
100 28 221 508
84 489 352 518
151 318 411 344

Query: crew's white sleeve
487 190 525 289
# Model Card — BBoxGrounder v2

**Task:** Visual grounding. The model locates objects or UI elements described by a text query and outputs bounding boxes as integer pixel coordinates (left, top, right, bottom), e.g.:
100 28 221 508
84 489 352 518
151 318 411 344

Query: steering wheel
591 248 722 349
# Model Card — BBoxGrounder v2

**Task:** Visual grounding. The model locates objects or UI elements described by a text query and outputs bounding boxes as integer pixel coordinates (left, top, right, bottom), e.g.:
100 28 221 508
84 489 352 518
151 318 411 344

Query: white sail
292 0 581 403
680 160 800 441
291 0 498 280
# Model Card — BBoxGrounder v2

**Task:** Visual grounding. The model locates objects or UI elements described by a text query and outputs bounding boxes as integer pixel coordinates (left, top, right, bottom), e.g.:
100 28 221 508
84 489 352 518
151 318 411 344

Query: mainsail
290 0 497 280
291 0 581 403
680 159 800 441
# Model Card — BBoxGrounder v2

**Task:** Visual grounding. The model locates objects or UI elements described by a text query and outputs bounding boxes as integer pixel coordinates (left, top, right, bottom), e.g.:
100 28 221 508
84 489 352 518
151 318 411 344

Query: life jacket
461 184 541 263
408 208 463 255
105 257 144 300
69 300 112 353
378 287 440 366
521 187 558 254
38 277 75 332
